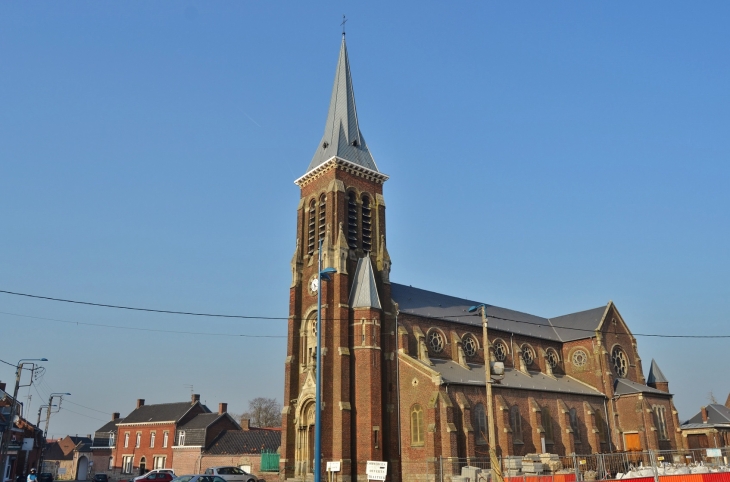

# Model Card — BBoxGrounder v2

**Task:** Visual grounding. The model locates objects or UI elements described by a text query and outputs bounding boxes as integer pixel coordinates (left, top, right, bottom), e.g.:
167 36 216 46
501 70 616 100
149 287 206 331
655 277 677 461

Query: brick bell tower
280 36 399 482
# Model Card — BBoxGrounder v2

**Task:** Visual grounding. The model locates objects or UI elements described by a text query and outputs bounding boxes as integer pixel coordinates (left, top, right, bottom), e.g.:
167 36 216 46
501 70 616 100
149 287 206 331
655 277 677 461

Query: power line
1 288 728 339
0 311 286 338
63 399 110 416
0 290 287 320
59 406 108 423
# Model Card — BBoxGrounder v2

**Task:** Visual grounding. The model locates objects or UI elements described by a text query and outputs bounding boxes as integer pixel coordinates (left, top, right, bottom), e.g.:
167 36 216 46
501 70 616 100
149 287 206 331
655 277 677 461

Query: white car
134 469 176 482
203 467 257 482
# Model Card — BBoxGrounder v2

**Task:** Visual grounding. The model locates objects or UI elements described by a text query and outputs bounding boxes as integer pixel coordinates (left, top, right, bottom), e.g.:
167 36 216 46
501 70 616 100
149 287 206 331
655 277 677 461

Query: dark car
137 474 174 482
39 474 54 482
94 475 109 482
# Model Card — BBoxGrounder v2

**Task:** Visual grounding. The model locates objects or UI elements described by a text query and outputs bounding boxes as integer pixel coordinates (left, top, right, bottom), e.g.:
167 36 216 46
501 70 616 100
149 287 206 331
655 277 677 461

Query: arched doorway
77 456 89 481
139 457 147 476
295 401 315 477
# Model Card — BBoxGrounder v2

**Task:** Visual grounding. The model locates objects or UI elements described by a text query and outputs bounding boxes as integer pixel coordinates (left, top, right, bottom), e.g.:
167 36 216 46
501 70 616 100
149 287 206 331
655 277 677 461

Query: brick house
680 394 730 449
173 419 280 478
112 395 234 477
42 436 93 481
280 36 686 482
1 381 44 482
91 412 124 477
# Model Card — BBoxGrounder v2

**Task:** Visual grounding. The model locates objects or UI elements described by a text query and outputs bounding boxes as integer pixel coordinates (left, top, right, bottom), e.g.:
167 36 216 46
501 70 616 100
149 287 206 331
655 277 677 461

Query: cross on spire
341 15 347 36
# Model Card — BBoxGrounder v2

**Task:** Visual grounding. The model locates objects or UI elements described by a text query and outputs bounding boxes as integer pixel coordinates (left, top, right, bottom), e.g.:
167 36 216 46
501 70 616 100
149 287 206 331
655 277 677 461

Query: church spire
306 37 378 174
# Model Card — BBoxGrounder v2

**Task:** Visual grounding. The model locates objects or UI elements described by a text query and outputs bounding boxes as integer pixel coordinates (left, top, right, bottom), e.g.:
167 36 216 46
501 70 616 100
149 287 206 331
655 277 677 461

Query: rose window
428 330 445 353
572 350 588 367
462 336 477 357
546 350 559 369
521 345 535 366
494 341 507 361
612 346 629 377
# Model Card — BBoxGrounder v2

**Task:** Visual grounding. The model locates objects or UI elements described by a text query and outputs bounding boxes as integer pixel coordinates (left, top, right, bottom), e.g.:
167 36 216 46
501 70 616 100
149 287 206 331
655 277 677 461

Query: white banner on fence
366 461 387 481
327 461 341 472
707 448 722 457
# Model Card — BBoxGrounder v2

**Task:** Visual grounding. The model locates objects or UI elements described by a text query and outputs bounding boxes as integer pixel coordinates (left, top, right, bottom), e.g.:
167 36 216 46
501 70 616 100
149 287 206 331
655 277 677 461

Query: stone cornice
294 157 389 188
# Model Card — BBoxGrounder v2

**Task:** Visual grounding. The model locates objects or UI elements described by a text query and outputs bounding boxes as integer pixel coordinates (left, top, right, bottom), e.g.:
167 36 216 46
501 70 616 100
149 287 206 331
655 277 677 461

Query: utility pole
37 394 69 473
0 358 46 481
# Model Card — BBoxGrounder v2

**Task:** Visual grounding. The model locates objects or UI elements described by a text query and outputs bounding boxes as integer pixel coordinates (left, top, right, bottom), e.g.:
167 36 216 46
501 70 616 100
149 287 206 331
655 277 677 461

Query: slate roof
204 429 281 455
647 359 668 384
178 413 223 430
349 256 382 309
391 283 607 342
429 359 605 397
120 402 209 424
95 418 124 434
45 436 93 460
306 37 378 174
613 378 671 396
684 404 730 426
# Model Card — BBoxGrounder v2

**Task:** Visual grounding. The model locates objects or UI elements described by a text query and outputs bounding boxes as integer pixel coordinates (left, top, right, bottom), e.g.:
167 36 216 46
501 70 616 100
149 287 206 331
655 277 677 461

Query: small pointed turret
647 359 669 392
349 256 382 309
307 37 378 174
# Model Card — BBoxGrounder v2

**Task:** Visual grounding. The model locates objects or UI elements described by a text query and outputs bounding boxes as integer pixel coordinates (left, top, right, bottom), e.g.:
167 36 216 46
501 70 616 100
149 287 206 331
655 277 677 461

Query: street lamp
0 358 47 480
468 305 504 482
314 238 336 482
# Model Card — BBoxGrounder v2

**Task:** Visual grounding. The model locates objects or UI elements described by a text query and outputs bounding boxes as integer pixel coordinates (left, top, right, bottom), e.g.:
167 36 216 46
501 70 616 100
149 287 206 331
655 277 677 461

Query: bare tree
708 391 719 404
240 397 282 428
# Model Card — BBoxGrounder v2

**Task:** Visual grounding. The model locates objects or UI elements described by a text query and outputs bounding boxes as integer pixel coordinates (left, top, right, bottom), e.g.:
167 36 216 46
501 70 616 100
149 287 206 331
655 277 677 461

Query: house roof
95 417 124 434
391 283 607 342
349 256 382 309
305 36 378 175
684 404 730 426
45 436 93 461
178 413 224 430
647 359 668 384
120 402 209 424
429 358 605 397
613 378 671 396
204 429 281 455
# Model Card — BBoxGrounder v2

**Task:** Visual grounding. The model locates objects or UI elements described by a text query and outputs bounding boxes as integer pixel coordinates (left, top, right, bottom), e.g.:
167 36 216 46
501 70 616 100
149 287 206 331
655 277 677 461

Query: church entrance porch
295 401 316 478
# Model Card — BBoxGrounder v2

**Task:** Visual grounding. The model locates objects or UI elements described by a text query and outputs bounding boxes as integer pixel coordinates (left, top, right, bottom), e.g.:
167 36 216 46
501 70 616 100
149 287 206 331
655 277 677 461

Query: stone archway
76 456 89 481
295 399 316 477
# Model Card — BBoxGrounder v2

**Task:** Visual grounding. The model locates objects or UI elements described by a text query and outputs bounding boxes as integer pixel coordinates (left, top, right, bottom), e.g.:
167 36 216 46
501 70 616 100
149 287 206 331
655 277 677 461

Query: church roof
430 359 605 397
647 359 668 384
349 256 382 309
306 36 379 175
613 378 671 396
391 283 607 342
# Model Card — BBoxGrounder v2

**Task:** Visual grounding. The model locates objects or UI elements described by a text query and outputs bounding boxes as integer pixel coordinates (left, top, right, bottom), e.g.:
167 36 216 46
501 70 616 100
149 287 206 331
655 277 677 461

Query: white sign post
326 462 341 473
366 461 388 481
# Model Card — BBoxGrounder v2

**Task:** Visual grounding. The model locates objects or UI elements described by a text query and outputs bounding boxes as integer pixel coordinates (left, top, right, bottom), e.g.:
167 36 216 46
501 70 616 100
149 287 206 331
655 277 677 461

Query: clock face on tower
309 276 319 294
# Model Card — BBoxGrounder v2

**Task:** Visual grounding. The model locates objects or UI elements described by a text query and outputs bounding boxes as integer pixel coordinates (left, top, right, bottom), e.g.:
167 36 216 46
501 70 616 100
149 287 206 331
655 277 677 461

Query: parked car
94 475 109 482
135 473 174 482
133 470 175 482
38 473 54 482
203 467 257 482
171 476 226 482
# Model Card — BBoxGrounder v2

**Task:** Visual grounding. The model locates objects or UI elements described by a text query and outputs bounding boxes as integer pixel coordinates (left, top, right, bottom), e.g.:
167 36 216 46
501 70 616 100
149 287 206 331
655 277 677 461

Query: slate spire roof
306 36 378 174
647 359 668 384
349 256 381 309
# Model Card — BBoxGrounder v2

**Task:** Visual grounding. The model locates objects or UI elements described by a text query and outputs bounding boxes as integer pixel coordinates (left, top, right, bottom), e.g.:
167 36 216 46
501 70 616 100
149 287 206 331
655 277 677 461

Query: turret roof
306 36 378 174
647 359 668 384
349 256 381 309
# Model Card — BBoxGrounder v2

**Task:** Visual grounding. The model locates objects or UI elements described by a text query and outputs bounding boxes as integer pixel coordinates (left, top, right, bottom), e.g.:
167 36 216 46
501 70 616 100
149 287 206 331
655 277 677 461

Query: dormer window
109 433 115 447
178 431 185 446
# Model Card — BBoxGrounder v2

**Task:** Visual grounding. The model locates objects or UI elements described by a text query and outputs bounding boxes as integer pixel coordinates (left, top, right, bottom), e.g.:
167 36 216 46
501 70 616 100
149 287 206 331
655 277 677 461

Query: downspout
603 399 613 452
395 304 402 457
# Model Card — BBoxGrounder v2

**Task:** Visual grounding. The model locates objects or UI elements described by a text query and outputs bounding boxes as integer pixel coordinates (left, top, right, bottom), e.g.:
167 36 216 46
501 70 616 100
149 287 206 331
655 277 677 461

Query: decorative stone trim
295 157 389 187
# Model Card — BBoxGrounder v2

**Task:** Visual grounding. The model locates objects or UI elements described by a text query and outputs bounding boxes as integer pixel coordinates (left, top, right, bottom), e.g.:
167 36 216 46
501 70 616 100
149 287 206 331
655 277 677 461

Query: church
279 36 685 482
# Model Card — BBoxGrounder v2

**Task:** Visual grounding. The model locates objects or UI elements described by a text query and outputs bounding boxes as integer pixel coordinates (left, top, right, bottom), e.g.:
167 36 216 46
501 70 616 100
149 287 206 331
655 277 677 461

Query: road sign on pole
366 461 387 481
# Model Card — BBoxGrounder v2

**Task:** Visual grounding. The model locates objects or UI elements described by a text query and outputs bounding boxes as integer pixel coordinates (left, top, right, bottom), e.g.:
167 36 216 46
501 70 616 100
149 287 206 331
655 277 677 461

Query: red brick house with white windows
111 395 238 478
280 36 686 482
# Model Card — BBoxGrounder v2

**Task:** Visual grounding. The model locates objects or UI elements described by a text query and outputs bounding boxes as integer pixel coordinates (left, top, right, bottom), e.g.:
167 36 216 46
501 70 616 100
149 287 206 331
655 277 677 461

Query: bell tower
280 36 398 482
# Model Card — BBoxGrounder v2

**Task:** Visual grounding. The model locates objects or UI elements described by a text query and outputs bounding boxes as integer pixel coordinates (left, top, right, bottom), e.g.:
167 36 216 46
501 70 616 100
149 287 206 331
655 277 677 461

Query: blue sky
1 2 729 436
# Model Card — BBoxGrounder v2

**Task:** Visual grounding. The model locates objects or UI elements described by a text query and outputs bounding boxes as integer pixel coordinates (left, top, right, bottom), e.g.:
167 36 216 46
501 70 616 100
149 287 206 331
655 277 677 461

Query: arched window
307 199 316 255
318 194 327 242
521 344 535 366
510 406 523 444
474 403 487 445
569 408 581 443
427 329 445 353
139 457 146 474
347 192 358 249
611 346 629 378
546 349 560 370
411 404 425 446
652 405 668 441
462 335 477 358
361 195 372 252
493 340 508 362
542 407 554 444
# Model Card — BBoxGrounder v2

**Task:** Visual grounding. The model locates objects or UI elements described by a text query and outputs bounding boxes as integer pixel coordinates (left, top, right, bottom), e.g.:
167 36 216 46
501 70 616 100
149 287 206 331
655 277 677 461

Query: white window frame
150 432 155 448
122 456 134 474
108 456 114 470
162 432 169 448
135 432 141 448
153 456 167 470
109 433 115 447
178 431 185 446
124 432 129 448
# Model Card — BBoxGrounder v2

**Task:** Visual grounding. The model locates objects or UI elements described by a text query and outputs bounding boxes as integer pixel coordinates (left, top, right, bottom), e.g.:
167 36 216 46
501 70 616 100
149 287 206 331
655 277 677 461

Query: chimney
112 412 120 421
136 399 145 409
191 394 200 404
701 406 709 423
240 418 250 431
218 403 227 415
